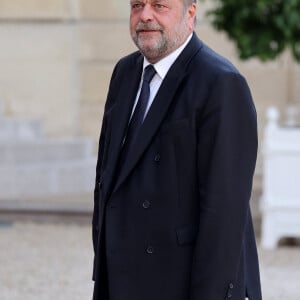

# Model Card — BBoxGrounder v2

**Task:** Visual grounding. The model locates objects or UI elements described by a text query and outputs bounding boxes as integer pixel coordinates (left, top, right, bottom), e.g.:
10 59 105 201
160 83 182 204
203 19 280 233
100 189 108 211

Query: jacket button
229 283 234 289
227 293 232 299
146 246 154 254
142 200 151 209
154 154 161 162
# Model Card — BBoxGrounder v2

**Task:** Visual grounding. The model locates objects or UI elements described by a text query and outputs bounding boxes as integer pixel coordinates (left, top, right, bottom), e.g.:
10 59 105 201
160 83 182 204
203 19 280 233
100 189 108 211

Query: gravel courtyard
0 221 299 300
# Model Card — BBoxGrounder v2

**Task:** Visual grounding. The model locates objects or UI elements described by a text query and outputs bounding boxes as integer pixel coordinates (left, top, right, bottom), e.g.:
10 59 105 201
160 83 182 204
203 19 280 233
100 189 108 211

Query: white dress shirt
131 34 193 120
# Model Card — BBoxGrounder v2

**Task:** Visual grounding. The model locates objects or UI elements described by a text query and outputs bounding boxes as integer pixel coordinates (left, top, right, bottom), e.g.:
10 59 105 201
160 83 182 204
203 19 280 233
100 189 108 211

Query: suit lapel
112 34 203 194
103 55 143 200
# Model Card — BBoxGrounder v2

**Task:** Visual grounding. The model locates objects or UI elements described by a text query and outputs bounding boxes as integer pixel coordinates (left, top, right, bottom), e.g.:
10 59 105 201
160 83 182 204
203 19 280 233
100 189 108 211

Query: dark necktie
119 65 156 165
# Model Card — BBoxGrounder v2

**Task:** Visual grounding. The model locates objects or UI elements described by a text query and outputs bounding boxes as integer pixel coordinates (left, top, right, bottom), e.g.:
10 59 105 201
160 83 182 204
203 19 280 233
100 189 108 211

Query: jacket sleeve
92 62 120 281
92 114 107 281
190 72 258 299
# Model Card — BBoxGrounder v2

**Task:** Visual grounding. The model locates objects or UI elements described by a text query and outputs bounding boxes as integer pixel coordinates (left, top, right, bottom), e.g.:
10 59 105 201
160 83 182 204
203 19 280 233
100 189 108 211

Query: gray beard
133 32 181 62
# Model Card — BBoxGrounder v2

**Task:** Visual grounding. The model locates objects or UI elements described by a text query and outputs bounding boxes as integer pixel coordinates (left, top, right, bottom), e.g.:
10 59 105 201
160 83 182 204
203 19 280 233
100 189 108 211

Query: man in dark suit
92 0 262 299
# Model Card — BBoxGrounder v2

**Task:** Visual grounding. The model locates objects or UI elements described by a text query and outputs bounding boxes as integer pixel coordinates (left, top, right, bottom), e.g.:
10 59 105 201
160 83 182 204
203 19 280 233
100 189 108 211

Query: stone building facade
0 0 299 179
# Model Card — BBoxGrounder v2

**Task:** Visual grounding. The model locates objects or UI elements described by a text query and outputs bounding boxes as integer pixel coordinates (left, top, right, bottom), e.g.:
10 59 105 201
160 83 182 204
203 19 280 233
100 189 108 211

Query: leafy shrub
207 0 300 62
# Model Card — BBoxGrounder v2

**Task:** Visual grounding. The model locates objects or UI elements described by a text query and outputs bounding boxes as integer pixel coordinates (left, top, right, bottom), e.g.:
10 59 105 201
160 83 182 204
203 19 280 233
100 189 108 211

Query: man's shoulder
107 50 142 85
115 51 142 71
196 42 239 75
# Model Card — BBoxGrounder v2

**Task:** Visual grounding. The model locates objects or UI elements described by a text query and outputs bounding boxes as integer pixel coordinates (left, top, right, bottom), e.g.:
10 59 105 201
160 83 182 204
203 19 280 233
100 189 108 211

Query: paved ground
0 222 93 300
0 221 299 300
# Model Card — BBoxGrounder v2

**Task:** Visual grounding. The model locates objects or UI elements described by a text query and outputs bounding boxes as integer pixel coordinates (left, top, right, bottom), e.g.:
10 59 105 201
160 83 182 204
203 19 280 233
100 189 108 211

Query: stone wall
0 0 299 175
0 0 80 137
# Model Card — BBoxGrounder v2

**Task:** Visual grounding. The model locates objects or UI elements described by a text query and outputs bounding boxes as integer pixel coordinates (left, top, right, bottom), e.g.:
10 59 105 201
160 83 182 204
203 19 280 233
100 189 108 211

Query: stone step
0 137 94 164
0 158 96 199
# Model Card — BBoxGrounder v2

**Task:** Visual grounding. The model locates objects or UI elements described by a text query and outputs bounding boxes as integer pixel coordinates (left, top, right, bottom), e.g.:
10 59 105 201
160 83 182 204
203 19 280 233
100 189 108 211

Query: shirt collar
143 33 193 80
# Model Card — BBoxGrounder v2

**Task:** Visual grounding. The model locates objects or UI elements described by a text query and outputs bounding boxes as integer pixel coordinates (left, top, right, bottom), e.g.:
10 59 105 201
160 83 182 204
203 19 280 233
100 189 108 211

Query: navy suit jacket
92 33 262 300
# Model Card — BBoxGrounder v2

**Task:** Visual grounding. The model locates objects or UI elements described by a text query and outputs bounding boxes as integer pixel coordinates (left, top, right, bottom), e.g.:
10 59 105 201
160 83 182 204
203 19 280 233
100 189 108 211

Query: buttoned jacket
92 33 262 300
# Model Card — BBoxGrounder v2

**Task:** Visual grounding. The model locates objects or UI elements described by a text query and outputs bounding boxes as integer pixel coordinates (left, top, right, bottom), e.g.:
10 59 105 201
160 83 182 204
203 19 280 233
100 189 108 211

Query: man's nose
139 4 154 22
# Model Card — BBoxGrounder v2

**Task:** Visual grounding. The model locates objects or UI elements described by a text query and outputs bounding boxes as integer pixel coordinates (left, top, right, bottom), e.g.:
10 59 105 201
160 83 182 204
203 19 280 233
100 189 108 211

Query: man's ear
187 3 197 29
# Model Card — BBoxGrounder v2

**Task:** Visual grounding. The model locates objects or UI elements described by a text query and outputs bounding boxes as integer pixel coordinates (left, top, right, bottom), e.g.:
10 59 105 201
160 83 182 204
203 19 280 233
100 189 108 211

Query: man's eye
154 3 165 9
131 3 143 9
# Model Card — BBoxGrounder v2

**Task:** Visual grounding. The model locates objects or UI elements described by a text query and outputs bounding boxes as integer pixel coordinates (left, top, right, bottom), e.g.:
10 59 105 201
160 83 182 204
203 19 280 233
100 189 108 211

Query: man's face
130 0 196 63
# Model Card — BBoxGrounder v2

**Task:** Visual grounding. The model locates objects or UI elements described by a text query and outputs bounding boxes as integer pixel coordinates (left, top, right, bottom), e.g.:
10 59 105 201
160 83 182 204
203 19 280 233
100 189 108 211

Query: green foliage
206 0 300 62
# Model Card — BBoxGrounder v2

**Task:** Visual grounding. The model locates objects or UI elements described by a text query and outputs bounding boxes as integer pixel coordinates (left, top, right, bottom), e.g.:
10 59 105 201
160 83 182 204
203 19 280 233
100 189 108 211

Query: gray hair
184 0 197 6
183 0 197 11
